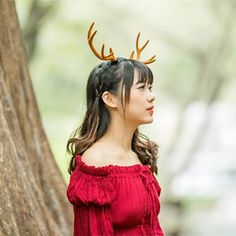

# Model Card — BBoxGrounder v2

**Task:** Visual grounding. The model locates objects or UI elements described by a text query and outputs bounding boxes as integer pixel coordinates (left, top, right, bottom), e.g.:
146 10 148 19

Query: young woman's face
122 69 156 126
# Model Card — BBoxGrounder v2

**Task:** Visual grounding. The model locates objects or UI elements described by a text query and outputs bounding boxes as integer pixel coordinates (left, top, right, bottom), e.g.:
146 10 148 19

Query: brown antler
87 22 116 61
129 32 156 64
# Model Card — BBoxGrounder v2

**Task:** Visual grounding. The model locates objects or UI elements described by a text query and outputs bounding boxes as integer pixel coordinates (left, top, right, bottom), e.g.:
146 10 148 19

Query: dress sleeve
66 155 115 235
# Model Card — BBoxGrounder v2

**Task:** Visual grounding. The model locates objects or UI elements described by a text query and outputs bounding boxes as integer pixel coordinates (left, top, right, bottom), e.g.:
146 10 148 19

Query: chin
146 119 154 124
139 118 154 125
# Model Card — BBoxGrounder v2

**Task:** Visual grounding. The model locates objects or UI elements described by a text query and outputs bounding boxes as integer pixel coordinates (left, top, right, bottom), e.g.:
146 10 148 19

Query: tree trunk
0 1 73 235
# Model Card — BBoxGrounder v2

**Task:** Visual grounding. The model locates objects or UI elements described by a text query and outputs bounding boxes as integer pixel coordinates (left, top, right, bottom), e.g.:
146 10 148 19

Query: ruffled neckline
75 154 150 176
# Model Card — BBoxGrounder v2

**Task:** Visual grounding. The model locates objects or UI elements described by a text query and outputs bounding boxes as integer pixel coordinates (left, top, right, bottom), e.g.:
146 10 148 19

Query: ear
101 91 118 109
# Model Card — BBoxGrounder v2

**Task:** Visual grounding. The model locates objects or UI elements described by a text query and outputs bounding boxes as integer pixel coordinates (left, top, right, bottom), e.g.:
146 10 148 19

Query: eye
138 84 153 91
138 85 145 89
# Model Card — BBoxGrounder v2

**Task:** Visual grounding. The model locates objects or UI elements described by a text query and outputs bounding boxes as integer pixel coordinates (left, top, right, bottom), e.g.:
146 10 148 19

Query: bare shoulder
81 141 141 167
81 143 111 167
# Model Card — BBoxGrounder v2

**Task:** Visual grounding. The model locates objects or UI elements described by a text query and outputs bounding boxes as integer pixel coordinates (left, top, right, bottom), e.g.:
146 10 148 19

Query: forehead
133 69 151 85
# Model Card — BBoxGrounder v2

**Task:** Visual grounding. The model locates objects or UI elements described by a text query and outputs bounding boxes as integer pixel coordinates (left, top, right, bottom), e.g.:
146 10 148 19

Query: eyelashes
138 85 153 91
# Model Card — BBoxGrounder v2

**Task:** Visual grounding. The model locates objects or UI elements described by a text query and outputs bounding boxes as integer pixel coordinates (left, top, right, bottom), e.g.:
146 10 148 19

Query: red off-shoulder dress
66 154 164 236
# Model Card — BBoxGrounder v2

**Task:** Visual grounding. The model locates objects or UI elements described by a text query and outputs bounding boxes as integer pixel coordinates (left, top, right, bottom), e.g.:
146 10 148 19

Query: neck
100 114 138 152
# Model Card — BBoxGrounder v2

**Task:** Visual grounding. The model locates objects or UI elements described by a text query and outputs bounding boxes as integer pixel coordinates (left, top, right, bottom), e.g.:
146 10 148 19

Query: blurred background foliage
15 0 236 235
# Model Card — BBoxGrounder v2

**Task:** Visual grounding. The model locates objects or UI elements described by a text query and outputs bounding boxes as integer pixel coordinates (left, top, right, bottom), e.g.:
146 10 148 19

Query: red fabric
67 154 164 236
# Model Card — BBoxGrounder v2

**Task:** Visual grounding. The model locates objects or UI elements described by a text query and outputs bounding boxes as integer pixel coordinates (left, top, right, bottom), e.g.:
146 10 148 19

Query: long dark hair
66 58 159 175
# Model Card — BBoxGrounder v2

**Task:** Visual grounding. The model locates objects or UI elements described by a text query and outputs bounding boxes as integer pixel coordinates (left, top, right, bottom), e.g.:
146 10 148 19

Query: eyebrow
135 81 151 85
135 80 146 85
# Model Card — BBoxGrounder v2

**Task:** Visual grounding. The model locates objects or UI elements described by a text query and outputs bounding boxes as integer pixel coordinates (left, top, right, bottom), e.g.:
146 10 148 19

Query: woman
66 22 164 236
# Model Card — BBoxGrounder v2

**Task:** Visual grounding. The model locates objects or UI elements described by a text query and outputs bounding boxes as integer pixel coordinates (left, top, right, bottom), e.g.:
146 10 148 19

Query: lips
147 106 154 110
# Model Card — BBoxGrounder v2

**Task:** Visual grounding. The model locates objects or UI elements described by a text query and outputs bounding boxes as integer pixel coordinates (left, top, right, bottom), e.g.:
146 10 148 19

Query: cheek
129 90 140 102
130 90 145 104
127 93 144 114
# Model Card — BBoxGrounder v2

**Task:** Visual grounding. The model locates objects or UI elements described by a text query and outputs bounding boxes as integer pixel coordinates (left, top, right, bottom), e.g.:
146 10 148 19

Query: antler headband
87 22 156 65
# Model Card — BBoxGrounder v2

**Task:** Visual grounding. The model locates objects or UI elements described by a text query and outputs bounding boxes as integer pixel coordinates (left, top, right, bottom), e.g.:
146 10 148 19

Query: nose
147 91 155 102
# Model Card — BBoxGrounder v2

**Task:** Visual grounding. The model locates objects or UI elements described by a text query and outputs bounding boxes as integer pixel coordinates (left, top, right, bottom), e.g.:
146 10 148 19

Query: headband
87 22 156 65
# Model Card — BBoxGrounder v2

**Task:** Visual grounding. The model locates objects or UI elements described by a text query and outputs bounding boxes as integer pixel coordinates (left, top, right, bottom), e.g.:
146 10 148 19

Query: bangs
132 60 154 85
117 59 154 106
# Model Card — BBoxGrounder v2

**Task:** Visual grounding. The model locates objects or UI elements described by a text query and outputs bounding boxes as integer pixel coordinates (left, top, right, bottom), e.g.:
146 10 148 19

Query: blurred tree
165 1 236 177
0 1 72 235
161 2 236 235
22 0 57 62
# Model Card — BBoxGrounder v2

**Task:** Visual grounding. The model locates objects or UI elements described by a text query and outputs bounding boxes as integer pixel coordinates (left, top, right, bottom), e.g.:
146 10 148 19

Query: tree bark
0 1 73 235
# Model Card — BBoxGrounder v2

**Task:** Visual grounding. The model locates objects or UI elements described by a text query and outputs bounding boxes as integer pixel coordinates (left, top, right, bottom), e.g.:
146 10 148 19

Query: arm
73 204 114 236
67 155 115 236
